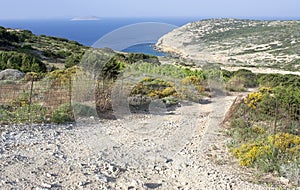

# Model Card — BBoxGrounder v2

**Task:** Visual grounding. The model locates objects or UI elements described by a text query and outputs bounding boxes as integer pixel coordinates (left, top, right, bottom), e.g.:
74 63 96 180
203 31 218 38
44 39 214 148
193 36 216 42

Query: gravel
0 95 290 189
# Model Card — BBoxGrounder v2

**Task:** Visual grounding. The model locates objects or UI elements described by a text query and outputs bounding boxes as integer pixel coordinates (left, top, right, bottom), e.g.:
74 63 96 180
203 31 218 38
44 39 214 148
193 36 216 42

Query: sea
0 17 201 56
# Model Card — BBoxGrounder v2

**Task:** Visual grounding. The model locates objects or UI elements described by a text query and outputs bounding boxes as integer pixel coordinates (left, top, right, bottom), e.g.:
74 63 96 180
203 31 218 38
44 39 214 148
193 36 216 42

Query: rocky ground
0 93 291 190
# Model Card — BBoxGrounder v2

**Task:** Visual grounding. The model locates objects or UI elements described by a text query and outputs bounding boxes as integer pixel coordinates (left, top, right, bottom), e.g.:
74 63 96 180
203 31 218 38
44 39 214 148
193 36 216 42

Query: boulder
0 69 25 80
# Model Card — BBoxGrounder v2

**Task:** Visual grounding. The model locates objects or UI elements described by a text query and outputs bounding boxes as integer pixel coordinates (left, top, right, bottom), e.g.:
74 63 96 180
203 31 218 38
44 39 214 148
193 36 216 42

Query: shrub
65 53 82 68
0 104 46 124
15 104 46 123
231 142 272 166
182 76 203 87
162 96 180 107
258 73 300 88
161 87 176 97
226 76 247 92
228 86 300 184
130 77 177 99
73 103 97 118
244 91 263 109
268 133 300 158
0 51 46 73
51 103 74 124
225 69 259 92
230 132 300 173
234 69 258 88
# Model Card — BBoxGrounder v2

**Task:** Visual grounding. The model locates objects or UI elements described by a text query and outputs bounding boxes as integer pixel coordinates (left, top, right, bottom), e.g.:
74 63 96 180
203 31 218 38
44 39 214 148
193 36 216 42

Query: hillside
0 22 299 189
0 26 87 72
156 18 300 71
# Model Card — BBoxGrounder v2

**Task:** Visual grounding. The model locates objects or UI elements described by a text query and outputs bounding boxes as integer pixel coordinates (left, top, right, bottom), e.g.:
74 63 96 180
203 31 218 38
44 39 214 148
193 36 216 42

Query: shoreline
155 18 300 73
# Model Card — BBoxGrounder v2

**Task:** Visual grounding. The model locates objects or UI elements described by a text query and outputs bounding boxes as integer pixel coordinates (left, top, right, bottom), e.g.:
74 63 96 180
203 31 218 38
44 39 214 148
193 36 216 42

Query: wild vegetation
93 54 206 118
226 85 300 186
0 51 47 72
0 23 300 187
157 18 300 70
0 26 87 72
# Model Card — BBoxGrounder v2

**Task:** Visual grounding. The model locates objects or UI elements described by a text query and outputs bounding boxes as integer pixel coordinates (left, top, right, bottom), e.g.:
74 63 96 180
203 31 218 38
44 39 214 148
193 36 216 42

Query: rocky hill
156 18 300 71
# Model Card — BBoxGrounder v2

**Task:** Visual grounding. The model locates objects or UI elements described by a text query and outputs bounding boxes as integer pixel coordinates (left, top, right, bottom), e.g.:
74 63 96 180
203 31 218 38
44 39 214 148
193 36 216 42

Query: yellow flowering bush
268 133 300 158
229 85 300 182
182 76 204 93
131 77 177 99
259 86 272 94
182 76 200 85
10 92 30 107
148 91 160 98
142 77 153 82
231 132 300 167
244 91 263 109
252 125 265 134
231 142 272 166
161 87 176 97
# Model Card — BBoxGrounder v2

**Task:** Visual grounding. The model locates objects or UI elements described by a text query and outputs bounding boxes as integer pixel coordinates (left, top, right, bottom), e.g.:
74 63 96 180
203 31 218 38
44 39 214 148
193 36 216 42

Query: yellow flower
230 142 272 166
244 92 263 109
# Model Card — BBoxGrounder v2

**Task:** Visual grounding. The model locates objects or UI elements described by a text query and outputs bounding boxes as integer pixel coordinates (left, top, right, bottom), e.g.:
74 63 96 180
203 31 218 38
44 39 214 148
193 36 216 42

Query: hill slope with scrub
156 18 300 71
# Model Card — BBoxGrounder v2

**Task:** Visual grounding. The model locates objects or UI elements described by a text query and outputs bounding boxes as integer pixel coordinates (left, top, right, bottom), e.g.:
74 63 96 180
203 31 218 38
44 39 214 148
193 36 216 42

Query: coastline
155 18 300 72
155 41 184 58
156 39 300 76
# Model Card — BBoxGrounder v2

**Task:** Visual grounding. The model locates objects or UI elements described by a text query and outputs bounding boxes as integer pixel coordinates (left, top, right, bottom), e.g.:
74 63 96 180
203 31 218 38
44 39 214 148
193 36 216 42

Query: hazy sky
0 0 299 20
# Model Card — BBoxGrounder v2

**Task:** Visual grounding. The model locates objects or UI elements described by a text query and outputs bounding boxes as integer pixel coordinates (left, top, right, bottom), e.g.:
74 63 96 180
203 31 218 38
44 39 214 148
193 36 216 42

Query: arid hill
156 18 300 71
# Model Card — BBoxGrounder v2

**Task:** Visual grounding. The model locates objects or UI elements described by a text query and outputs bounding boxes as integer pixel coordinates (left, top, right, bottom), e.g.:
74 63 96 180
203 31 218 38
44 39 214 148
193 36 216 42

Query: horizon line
1 16 300 21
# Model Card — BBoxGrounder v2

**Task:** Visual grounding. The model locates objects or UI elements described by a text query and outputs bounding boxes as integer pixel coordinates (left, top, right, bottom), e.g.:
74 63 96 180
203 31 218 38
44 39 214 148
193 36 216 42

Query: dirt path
222 66 300 76
0 93 285 189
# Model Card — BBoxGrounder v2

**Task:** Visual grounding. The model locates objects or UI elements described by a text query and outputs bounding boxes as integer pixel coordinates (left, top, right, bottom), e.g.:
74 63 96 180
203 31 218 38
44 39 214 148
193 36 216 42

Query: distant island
70 16 100 21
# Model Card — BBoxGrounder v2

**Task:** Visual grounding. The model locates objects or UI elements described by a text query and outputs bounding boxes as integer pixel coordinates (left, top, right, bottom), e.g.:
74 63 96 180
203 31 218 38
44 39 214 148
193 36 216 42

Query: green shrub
221 69 234 82
15 104 46 123
225 69 258 91
65 53 83 68
258 73 300 88
234 69 258 88
227 86 300 184
230 132 300 173
0 51 46 73
51 103 74 124
130 77 177 99
73 103 97 118
0 104 46 124
226 76 247 92
162 96 179 107
0 107 12 124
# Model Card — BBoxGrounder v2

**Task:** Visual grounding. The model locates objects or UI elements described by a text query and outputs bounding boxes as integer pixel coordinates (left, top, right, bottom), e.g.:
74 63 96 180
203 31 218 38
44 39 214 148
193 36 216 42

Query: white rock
95 174 108 183
41 182 52 188
108 164 117 173
279 176 289 185
36 187 49 190
130 179 139 187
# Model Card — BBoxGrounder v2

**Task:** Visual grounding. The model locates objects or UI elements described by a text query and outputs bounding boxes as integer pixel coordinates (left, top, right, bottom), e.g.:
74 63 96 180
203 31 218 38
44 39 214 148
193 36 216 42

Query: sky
0 0 299 20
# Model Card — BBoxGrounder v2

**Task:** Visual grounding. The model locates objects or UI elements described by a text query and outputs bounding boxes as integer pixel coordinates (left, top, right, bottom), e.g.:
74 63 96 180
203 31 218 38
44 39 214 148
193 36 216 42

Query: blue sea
0 17 200 56
122 43 166 56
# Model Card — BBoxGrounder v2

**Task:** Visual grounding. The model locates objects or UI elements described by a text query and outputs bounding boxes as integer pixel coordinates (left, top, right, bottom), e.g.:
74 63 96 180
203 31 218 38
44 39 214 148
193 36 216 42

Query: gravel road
0 94 287 189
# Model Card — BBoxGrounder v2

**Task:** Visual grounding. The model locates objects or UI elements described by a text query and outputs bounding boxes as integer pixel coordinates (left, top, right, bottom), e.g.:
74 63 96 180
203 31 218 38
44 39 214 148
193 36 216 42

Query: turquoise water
122 43 166 56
